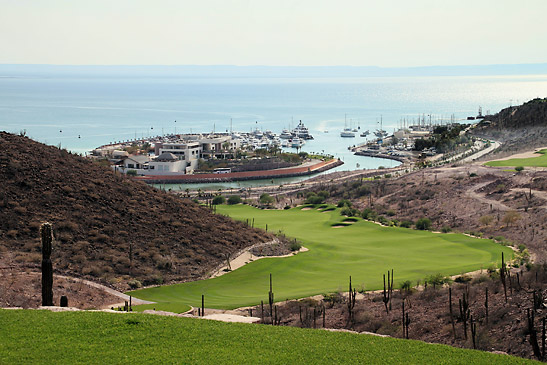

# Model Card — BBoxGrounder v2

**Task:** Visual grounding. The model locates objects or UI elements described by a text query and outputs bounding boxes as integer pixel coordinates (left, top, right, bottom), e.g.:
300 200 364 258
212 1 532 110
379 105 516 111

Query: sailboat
340 114 355 137
374 116 388 138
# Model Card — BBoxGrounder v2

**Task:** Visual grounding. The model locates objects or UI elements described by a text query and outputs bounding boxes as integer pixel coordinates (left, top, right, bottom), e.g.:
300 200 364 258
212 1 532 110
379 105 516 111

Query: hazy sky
1 0 546 67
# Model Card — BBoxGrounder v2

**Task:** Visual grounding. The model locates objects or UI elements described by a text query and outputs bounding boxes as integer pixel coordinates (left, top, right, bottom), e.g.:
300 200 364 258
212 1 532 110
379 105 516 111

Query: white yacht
292 120 314 140
279 129 293 139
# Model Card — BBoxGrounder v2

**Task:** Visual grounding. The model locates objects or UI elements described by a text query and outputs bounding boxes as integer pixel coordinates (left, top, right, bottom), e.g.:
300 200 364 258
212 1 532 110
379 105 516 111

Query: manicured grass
0 310 535 364
130 205 512 310
485 149 547 167
131 302 191 313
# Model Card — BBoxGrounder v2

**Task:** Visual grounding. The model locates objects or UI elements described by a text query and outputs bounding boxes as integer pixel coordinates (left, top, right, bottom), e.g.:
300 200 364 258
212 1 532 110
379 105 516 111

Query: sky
1 0 546 67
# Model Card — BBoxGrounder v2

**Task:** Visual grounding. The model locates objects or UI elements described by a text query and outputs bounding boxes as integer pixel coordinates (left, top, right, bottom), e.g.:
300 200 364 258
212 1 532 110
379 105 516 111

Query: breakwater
133 159 343 184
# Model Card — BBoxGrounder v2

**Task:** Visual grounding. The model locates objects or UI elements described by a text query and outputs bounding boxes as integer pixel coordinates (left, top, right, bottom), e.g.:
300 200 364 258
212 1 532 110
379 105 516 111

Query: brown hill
473 98 547 153
0 132 272 289
480 97 547 129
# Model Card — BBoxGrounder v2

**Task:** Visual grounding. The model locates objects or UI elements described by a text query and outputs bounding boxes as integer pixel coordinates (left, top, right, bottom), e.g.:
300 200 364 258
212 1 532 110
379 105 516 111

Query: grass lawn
129 205 512 310
0 310 535 364
485 149 547 167
130 302 191 313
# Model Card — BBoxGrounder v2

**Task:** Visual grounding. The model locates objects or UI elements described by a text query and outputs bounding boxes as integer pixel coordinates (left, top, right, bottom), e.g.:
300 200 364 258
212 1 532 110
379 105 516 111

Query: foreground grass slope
130 206 512 310
485 149 547 167
0 310 534 364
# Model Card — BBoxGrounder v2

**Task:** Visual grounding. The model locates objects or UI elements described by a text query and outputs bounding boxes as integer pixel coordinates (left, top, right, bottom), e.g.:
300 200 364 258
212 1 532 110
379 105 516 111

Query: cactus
470 315 477 349
40 223 53 306
268 273 274 325
382 269 394 314
459 286 470 340
346 276 356 327
500 252 507 303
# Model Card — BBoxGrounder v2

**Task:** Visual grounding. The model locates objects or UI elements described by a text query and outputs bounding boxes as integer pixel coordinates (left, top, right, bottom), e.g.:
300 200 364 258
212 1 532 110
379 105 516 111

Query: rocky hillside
473 98 547 152
0 132 272 289
480 98 547 129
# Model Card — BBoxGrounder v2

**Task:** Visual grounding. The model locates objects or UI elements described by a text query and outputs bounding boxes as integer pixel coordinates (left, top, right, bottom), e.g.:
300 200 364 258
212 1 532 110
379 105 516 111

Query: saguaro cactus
41 223 53 306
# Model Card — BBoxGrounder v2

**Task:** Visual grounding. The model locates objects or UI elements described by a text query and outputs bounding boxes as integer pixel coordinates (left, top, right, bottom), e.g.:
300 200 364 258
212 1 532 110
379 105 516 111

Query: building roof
126 155 150 164
156 152 179 161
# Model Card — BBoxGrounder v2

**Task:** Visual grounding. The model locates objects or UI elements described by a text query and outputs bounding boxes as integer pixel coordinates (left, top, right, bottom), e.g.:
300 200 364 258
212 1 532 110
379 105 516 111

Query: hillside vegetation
0 132 272 289
0 310 534 364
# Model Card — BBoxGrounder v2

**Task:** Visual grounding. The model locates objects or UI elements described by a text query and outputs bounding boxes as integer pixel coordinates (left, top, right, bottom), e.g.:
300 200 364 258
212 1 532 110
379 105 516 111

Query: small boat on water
360 130 369 137
290 137 306 148
340 128 355 137
340 114 355 137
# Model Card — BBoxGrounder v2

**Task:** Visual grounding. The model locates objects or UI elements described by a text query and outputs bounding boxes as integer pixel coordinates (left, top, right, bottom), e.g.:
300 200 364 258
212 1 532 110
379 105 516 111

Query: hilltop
0 132 272 292
473 98 547 155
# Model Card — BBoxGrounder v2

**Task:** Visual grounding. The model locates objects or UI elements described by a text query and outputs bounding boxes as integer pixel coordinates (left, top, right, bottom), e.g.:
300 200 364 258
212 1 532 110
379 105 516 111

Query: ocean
1 66 546 188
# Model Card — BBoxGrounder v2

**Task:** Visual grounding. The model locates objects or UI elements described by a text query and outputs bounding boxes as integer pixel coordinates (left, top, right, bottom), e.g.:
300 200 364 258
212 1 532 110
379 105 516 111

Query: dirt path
54 274 154 306
464 181 512 212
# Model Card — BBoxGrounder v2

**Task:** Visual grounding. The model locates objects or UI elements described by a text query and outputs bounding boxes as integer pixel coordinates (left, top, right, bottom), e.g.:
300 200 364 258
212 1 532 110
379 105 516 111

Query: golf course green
485 149 547 167
129 205 512 310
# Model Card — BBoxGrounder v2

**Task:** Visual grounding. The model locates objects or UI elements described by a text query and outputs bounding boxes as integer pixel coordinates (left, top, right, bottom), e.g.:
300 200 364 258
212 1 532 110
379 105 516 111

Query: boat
340 114 355 137
374 116 388 138
292 120 314 140
340 128 355 137
279 129 293 139
360 130 370 137
290 138 306 148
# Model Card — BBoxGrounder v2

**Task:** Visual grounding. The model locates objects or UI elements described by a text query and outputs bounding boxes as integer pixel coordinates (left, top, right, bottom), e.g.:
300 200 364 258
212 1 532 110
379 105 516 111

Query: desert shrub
385 209 396 216
289 241 302 251
376 215 389 226
227 195 241 205
361 208 377 220
515 166 524 172
126 169 137 176
400 280 412 291
212 195 225 205
306 195 324 205
259 193 274 205
399 220 413 228
340 206 359 217
454 275 472 283
472 274 490 284
283 205 291 210
322 292 344 307
337 199 352 208
441 225 452 233
128 279 142 289
425 273 452 287
469 172 478 177
415 217 432 230
317 190 329 199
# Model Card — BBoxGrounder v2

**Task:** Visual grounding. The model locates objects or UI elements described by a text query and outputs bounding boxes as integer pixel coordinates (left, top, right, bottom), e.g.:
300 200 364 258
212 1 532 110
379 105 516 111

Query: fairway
130 205 512 310
485 149 547 167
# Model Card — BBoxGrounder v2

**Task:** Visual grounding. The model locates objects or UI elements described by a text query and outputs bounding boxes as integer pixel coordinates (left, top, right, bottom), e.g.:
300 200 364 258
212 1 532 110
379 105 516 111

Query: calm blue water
1 69 546 175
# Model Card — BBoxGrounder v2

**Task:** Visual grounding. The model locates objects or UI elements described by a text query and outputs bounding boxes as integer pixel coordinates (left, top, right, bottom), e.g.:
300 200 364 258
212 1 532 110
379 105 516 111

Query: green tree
227 195 242 205
212 195 225 205
415 217 432 230
259 193 274 206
